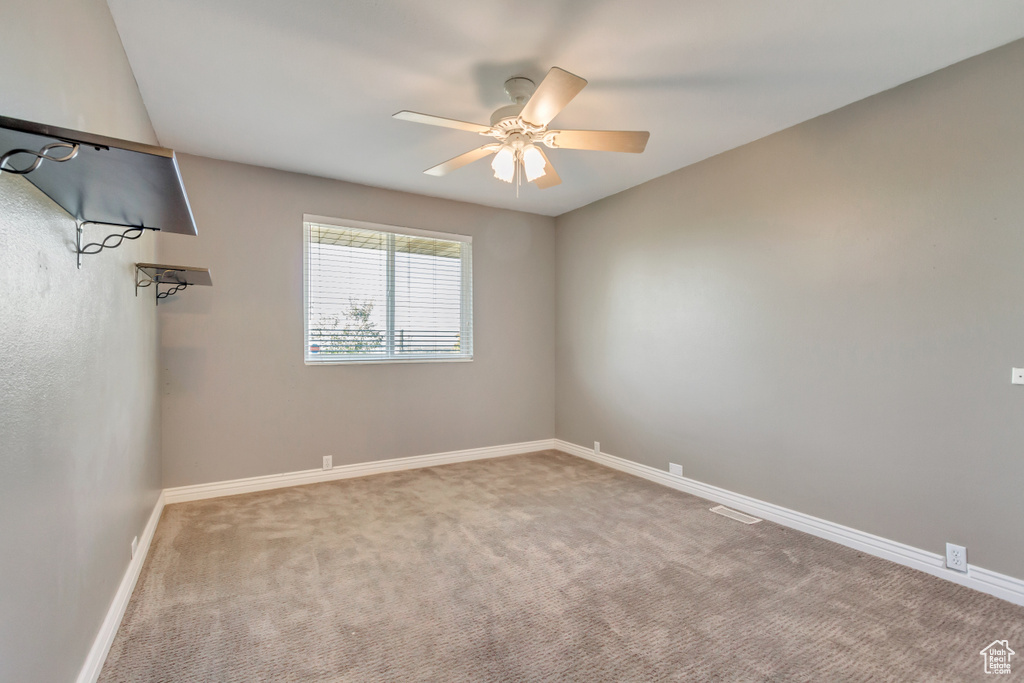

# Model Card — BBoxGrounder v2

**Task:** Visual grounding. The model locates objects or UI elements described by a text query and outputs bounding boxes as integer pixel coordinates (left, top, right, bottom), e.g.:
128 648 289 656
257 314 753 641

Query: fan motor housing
490 76 536 126
490 104 524 126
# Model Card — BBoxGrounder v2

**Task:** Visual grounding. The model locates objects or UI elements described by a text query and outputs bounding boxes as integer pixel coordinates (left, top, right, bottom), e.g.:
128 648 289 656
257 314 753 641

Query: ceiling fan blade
393 110 491 134
532 148 561 189
545 129 650 153
519 67 588 128
423 144 499 176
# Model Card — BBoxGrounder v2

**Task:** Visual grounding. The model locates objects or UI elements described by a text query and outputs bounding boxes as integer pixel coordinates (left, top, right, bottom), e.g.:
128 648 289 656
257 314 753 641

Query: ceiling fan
394 67 650 190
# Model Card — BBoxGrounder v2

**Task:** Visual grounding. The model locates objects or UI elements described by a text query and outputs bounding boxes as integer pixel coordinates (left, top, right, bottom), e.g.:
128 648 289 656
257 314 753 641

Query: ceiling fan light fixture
396 66 648 192
522 145 546 182
491 145 515 183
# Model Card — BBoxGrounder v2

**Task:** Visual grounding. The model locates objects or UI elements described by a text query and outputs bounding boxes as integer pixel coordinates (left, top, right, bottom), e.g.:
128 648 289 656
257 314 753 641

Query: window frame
303 214 473 366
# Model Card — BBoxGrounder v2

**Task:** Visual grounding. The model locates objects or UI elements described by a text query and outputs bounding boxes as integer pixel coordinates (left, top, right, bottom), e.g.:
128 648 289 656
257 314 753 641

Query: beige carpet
100 451 1023 681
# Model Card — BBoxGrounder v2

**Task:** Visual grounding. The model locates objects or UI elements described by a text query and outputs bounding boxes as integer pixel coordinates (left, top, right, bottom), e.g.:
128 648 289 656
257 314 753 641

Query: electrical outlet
131 536 138 559
323 455 333 470
946 543 967 573
669 463 683 477
594 441 600 454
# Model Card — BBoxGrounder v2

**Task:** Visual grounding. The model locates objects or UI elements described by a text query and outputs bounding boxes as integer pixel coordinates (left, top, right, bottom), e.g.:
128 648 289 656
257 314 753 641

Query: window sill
304 356 473 366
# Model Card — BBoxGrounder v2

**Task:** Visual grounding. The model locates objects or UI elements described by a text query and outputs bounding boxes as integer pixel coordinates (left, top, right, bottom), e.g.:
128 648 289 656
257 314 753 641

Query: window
304 215 473 364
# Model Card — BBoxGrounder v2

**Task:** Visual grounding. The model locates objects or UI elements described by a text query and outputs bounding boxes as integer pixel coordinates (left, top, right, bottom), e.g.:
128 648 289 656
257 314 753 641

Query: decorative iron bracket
157 282 190 301
76 221 154 269
135 266 189 305
0 141 79 175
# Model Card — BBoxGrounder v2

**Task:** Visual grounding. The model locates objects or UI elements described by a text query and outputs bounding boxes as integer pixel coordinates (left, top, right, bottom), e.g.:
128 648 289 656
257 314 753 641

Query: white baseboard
76 490 165 683
164 439 558 504
554 439 1024 607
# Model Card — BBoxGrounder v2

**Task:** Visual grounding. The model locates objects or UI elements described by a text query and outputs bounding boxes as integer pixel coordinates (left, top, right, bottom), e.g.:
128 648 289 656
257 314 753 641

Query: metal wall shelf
0 115 198 267
135 263 212 305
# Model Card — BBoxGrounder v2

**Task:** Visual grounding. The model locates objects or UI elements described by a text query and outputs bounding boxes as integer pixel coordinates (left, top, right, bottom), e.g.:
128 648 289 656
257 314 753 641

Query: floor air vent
710 505 762 525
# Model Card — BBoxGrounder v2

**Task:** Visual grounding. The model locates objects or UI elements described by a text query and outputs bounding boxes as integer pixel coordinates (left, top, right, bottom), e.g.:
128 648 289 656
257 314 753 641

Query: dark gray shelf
136 263 212 287
0 115 197 236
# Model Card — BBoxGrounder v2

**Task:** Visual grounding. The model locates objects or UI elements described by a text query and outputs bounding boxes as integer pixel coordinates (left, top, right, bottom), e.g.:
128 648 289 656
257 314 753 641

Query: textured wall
556 39 1024 580
0 0 157 145
157 155 556 487
0 1 161 681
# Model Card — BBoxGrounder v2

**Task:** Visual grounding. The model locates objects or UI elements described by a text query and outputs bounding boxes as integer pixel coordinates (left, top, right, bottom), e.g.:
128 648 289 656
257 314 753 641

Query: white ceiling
107 0 1024 217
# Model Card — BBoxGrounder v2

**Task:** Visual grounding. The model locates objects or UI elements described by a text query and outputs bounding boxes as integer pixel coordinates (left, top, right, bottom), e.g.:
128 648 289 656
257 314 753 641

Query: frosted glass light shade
522 145 547 182
491 146 515 183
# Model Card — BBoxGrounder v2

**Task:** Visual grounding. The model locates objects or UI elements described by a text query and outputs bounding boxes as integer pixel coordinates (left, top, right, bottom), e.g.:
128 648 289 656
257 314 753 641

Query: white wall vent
710 505 762 525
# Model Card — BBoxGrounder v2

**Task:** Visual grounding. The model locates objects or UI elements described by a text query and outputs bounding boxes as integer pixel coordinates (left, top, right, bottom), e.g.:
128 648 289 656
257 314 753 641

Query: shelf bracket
135 267 188 305
77 221 153 269
156 282 189 304
0 141 79 175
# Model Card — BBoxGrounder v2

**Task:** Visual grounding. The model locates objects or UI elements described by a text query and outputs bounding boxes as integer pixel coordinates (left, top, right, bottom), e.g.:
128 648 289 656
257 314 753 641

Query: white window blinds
304 216 473 363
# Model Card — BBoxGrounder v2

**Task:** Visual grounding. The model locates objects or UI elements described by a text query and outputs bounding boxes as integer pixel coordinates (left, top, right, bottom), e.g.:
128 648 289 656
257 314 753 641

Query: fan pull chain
516 152 520 198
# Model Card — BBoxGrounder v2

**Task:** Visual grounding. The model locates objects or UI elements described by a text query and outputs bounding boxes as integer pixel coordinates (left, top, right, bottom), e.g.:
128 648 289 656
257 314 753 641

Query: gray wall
556 39 1024 580
157 155 555 488
0 1 162 681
